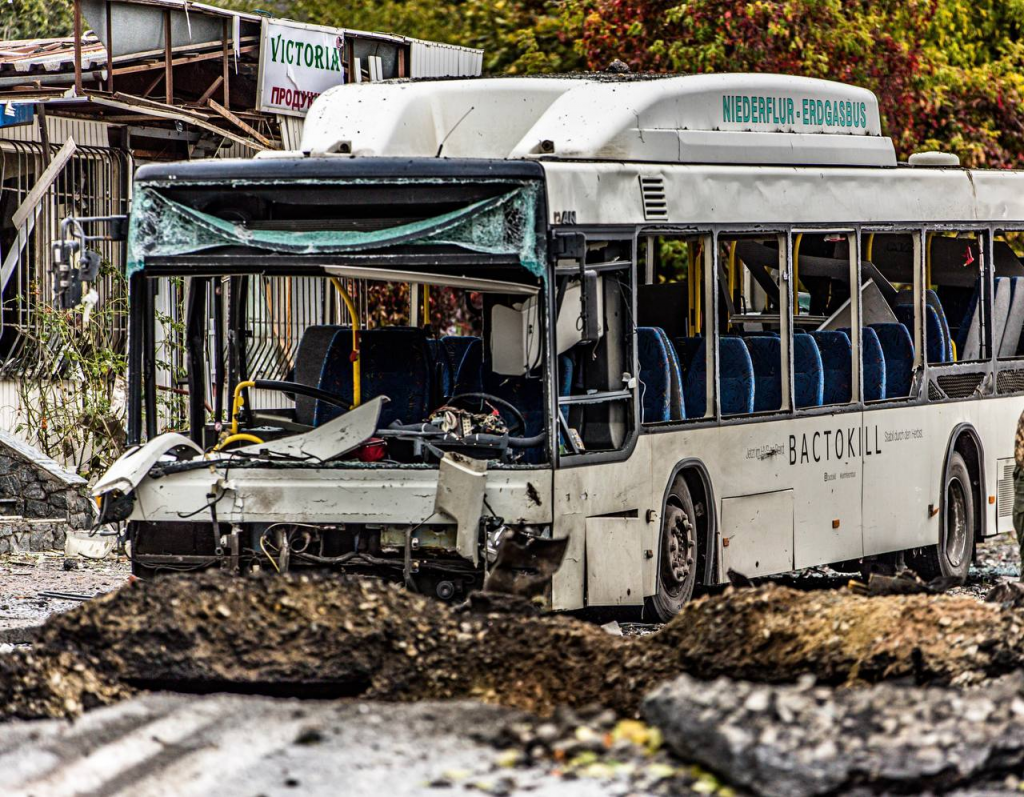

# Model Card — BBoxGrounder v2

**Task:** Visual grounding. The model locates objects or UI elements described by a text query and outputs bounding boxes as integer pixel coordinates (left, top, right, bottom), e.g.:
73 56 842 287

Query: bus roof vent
640 175 668 221
908 151 960 167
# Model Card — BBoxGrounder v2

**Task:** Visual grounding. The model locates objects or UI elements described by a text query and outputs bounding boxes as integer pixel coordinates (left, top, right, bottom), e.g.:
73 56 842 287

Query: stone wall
0 429 93 553
0 520 67 554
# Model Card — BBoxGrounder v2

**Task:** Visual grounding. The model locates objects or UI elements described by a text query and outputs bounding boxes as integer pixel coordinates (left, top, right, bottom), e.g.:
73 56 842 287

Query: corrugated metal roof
0 35 107 73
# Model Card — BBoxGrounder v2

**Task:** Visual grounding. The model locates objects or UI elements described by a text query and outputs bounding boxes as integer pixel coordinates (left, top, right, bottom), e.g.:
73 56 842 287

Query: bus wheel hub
666 504 694 586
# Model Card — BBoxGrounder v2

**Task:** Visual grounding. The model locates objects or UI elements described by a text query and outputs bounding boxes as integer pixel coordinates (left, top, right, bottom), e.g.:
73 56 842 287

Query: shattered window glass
126 182 544 281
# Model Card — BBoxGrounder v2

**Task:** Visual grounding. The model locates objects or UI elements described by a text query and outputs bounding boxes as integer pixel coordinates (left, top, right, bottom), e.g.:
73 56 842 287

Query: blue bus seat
682 337 754 417
295 326 433 427
893 305 948 364
793 334 824 408
441 335 479 380
870 322 915 398
426 338 454 401
956 280 981 360
637 327 685 422
744 336 782 412
453 338 484 395
810 330 852 404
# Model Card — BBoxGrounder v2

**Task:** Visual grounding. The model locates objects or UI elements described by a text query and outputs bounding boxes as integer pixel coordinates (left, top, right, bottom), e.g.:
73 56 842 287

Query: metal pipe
329 277 361 407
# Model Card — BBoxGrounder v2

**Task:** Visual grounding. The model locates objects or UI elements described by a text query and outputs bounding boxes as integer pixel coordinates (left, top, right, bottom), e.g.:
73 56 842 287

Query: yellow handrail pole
687 245 695 334
793 233 804 314
866 233 875 262
926 232 934 289
694 241 703 332
230 379 256 436
329 277 361 408
422 284 430 326
213 432 265 452
728 241 737 302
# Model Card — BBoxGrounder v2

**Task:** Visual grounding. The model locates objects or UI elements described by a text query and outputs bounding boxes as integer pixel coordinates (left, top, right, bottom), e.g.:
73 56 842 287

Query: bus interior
635 229 1024 423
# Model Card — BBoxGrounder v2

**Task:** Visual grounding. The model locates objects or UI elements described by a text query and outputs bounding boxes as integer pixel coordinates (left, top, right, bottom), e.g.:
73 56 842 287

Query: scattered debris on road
644 671 1024 797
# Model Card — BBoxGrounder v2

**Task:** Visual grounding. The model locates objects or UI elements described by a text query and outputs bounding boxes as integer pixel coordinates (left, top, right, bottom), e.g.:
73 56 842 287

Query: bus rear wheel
908 451 973 581
646 477 698 622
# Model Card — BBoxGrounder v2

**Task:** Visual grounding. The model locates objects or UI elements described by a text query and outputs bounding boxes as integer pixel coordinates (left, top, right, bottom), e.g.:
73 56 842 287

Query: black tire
646 476 699 622
908 450 974 581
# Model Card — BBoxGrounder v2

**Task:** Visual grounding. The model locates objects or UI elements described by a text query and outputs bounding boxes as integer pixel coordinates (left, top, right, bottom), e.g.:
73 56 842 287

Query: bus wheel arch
908 424 984 580
949 424 985 544
646 459 717 621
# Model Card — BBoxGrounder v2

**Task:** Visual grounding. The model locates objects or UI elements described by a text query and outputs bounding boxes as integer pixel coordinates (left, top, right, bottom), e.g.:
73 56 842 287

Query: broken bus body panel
99 156 565 600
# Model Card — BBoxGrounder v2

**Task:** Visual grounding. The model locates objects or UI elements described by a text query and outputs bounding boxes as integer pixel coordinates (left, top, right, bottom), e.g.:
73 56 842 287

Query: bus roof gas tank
297 73 896 168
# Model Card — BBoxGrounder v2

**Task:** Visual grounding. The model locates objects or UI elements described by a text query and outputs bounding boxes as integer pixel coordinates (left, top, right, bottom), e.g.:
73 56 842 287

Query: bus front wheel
647 477 699 622
908 450 974 581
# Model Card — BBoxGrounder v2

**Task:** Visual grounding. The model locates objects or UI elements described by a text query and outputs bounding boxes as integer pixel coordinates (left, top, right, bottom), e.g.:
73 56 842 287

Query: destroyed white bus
89 74 1024 619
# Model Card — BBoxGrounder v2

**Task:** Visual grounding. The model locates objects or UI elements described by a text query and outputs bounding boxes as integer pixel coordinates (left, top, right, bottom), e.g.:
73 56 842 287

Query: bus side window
558 239 636 454
720 234 784 415
792 231 857 408
994 230 1024 363
636 234 708 423
853 231 922 400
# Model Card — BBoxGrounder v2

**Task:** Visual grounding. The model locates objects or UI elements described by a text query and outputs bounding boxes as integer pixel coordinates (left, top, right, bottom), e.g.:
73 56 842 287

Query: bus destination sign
722 93 870 131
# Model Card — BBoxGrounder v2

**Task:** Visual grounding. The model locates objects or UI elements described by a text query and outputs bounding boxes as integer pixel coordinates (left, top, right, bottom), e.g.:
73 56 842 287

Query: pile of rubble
6 574 1024 792
5 575 1024 725
645 672 1024 796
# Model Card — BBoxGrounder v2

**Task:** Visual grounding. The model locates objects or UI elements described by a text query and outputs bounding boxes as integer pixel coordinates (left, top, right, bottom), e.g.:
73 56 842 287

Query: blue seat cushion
295 326 434 427
744 336 782 412
719 336 755 415
793 334 824 408
894 305 948 365
453 338 484 395
442 336 479 380
637 327 673 423
955 280 980 356
810 330 852 404
637 327 685 422
871 322 915 398
426 338 454 400
837 327 885 401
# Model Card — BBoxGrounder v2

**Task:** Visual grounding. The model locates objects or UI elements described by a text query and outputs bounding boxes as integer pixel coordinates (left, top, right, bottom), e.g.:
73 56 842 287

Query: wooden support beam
196 75 224 106
35 103 51 166
111 46 258 77
93 93 266 151
222 19 230 107
163 9 173 105
142 70 164 99
73 0 83 94
105 0 114 93
207 99 274 148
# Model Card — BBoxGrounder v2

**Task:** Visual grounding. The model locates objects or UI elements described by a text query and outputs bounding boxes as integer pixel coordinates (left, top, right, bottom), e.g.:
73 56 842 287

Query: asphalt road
0 694 621 797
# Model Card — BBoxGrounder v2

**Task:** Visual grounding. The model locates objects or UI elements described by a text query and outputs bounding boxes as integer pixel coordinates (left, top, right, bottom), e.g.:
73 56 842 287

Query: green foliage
16 263 128 481
1 0 73 40
559 0 1024 167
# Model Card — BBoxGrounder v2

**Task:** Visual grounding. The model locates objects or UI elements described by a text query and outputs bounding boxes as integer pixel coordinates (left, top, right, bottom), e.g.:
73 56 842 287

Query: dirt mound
28 572 633 715
656 583 1024 686
0 649 129 721
6 577 1024 722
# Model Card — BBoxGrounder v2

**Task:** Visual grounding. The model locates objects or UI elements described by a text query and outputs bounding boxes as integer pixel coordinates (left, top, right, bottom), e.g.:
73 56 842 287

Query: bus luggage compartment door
721 490 795 578
585 517 645 606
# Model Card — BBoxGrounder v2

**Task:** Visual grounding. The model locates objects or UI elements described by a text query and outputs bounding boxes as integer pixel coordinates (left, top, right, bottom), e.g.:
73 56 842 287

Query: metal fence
0 140 131 378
